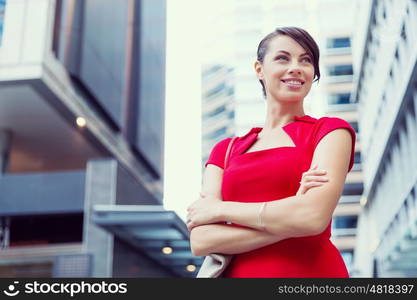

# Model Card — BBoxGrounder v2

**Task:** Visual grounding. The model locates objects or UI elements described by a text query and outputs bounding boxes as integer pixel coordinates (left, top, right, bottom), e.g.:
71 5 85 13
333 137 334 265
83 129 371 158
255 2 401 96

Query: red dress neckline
249 114 317 134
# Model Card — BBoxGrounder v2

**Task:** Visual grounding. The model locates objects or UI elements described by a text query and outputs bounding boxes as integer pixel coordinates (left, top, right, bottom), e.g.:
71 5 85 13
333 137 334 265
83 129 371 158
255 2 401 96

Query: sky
163 0 204 221
163 0 235 221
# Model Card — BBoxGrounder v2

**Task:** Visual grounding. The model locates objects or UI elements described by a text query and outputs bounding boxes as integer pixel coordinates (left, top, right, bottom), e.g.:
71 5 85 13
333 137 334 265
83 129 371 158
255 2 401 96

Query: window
203 65 223 77
327 65 353 76
332 216 357 237
226 86 234 96
343 182 364 195
0 0 5 46
328 93 351 105
51 0 63 57
10 214 84 245
204 105 226 119
341 250 354 267
204 127 227 140
204 83 226 99
326 37 351 49
333 215 358 229
350 121 358 132
354 152 362 164
401 23 407 41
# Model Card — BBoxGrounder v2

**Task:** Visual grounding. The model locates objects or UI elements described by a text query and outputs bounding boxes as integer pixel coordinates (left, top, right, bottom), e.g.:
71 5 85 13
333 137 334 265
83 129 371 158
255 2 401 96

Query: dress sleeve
313 117 357 172
204 137 232 169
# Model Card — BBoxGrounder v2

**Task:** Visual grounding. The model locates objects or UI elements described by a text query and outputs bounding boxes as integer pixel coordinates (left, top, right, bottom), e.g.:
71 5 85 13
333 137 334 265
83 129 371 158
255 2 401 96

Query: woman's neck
262 99 305 131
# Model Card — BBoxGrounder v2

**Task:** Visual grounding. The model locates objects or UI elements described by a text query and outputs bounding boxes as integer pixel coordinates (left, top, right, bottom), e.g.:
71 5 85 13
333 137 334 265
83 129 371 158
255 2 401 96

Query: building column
83 158 118 277
0 130 12 248
0 129 12 174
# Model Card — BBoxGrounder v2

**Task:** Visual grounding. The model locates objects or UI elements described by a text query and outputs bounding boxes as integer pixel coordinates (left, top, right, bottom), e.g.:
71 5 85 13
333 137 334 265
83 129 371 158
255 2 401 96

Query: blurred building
314 1 363 276
0 0 199 278
202 65 235 169
352 0 417 277
322 35 362 275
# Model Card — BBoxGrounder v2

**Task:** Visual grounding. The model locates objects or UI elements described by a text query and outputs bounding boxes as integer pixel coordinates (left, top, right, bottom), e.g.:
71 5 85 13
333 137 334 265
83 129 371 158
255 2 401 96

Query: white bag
196 253 233 278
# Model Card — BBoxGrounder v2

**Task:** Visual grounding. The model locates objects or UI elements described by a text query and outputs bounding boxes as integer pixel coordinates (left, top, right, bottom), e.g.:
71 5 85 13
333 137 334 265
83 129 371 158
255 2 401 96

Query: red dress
204 115 356 278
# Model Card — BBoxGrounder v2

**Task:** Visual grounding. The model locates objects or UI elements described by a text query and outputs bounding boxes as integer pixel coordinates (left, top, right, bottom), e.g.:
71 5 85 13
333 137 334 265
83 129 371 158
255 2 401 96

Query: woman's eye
302 57 312 63
276 56 288 61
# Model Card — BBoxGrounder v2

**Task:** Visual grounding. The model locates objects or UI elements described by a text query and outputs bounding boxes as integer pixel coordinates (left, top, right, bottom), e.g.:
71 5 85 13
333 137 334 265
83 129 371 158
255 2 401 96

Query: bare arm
190 224 285 256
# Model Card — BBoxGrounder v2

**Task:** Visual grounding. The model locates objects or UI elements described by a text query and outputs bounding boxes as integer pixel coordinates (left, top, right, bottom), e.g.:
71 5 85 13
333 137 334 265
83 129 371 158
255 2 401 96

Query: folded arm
190 161 289 256
190 129 352 256
190 223 285 256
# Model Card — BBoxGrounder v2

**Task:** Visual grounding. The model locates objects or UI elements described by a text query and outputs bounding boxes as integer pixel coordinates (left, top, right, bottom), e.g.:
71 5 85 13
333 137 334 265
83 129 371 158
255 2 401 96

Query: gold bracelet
258 202 267 231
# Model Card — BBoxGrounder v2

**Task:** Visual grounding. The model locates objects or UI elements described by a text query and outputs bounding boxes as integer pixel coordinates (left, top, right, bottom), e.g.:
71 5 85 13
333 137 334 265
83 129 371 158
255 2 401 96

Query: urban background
0 0 416 278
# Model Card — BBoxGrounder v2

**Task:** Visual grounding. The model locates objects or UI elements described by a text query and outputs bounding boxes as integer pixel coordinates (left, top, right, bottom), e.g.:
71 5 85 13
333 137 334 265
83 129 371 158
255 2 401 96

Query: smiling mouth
281 80 304 85
281 80 304 89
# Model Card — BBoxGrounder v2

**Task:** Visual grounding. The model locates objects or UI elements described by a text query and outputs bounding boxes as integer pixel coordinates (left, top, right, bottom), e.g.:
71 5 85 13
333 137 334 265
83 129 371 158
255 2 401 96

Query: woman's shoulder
317 116 355 133
205 136 239 169
312 115 356 146
315 115 352 127
290 114 352 133
208 128 257 156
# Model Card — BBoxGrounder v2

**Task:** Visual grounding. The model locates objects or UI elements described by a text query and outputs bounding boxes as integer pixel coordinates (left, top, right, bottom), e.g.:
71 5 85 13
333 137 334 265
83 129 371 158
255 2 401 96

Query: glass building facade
352 0 417 277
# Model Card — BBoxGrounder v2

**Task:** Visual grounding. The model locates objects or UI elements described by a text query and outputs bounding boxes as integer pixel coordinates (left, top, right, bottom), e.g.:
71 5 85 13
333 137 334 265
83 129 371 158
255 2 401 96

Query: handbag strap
224 136 238 169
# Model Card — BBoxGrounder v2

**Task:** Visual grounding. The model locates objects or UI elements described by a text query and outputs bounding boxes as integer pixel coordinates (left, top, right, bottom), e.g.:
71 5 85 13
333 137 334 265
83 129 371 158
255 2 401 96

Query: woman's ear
254 61 264 80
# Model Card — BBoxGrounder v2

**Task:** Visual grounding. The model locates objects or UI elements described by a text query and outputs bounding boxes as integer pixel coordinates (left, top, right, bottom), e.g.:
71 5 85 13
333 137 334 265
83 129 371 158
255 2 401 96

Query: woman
187 27 356 277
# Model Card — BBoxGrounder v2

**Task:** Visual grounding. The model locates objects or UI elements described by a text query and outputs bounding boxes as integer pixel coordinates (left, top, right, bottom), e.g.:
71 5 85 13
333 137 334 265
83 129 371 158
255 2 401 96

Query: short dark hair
256 26 321 98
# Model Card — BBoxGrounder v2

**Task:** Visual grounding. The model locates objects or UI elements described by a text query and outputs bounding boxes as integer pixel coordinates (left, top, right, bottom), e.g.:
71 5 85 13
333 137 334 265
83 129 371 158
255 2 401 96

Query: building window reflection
328 93 351 105
327 65 353 76
326 37 351 48
0 0 6 46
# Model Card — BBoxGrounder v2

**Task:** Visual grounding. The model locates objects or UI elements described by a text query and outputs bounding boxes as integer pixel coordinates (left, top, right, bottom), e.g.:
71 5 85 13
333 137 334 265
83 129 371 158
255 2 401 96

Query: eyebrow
275 50 310 57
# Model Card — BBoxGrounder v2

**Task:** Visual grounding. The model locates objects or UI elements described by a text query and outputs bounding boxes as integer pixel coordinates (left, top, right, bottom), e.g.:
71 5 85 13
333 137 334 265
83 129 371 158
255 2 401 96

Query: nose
288 61 302 74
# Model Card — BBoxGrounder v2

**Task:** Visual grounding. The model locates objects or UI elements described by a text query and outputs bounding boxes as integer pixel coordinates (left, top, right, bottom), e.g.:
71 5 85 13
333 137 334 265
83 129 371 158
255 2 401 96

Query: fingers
302 168 327 180
186 212 194 230
303 181 325 187
307 169 327 175
186 220 194 231
299 175 329 188
299 164 329 188
303 175 329 182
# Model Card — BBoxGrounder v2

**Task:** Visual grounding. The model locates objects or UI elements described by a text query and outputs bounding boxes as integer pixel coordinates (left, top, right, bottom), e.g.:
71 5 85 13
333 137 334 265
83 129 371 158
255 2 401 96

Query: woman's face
255 35 315 102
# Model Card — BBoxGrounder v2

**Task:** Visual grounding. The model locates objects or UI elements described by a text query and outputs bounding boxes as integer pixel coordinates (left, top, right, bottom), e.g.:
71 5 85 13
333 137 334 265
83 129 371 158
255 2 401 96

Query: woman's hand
296 164 329 196
186 193 223 231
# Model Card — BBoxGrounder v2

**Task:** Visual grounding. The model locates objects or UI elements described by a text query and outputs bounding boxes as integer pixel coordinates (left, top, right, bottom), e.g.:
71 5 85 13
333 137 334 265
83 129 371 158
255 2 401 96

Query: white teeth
285 80 302 85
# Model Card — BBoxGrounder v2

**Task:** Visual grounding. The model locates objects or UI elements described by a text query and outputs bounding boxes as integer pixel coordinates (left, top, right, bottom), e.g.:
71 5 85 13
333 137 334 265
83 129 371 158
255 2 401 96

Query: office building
352 0 417 277
202 64 235 169
0 0 199 278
